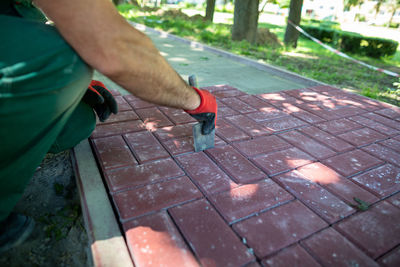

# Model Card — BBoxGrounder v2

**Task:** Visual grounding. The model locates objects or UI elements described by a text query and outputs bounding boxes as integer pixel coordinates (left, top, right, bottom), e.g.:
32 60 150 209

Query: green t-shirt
0 0 46 22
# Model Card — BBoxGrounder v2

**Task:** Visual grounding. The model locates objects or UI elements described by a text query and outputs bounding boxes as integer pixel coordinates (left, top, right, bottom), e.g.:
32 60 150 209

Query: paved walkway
87 83 400 266
81 26 400 266
93 24 316 95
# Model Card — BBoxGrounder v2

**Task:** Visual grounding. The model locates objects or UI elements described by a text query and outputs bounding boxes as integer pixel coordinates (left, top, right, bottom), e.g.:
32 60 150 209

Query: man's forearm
34 0 200 110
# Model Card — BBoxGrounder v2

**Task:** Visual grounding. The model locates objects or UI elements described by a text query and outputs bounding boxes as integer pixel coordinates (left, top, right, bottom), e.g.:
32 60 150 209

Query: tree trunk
284 0 303 48
112 0 125 5
232 0 260 44
205 0 216 22
389 8 396 26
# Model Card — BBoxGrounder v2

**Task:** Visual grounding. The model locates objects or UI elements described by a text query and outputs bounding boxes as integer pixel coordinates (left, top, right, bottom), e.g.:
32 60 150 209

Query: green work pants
0 15 96 221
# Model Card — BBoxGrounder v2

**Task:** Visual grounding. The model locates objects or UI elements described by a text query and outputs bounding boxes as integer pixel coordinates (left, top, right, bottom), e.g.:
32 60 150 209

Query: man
0 0 217 253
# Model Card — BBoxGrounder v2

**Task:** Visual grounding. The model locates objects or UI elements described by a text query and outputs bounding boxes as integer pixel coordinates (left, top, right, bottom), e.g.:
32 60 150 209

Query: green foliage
39 204 81 241
118 5 400 106
301 25 337 44
352 197 370 211
116 3 139 13
301 25 399 58
54 182 64 196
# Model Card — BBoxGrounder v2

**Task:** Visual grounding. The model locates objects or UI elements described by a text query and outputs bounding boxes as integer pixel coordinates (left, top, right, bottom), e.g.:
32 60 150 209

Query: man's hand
82 80 118 122
185 87 217 135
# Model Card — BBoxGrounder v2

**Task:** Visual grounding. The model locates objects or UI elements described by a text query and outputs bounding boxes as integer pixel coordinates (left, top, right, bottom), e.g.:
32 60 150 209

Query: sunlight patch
282 51 318 60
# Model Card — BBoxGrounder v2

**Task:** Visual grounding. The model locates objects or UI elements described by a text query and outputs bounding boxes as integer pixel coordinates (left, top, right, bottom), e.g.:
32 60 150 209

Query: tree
232 0 260 44
374 0 388 18
112 0 125 5
388 0 400 25
205 0 216 22
284 0 303 48
259 0 278 14
344 0 364 10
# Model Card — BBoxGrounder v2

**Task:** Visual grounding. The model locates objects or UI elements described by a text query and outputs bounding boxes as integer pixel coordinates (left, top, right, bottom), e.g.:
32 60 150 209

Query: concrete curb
72 140 133 267
130 22 327 88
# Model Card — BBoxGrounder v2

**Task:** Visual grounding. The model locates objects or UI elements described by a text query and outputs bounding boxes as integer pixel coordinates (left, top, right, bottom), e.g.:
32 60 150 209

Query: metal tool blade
192 122 215 152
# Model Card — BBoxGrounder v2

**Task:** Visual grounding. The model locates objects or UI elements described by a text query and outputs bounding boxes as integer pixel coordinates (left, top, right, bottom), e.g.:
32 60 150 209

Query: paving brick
232 135 292 158
261 244 320 267
342 94 384 111
110 89 121 96
379 138 400 152
362 143 400 167
154 123 195 140
104 158 184 192
159 107 197 125
213 88 246 98
322 149 384 177
298 126 354 153
123 212 199 267
209 179 294 223
124 95 156 110
221 97 257 114
252 147 315 176
285 89 333 104
92 136 137 170
169 199 255 267
206 145 266 183
257 92 300 107
97 110 139 125
215 118 250 142
329 106 365 118
233 200 328 258
246 107 288 122
378 246 400 267
91 120 145 138
335 201 400 258
316 118 363 135
301 228 378 267
225 114 271 137
136 107 174 129
176 152 238 195
246 261 262 267
113 176 202 220
302 105 344 121
349 115 399 137
280 103 326 124
351 164 400 198
124 131 169 163
362 112 400 131
217 105 239 117
297 163 379 206
338 127 387 147
279 130 336 160
238 94 271 109
275 171 354 223
262 116 308 133
115 95 133 111
387 193 400 208
162 136 194 156
375 107 400 119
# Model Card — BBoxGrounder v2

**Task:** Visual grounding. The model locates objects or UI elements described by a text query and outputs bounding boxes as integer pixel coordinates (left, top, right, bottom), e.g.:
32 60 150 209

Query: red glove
82 80 118 122
185 87 217 135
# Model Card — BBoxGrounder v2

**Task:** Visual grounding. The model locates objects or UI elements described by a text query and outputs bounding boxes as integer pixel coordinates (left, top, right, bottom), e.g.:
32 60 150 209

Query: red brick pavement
90 85 400 266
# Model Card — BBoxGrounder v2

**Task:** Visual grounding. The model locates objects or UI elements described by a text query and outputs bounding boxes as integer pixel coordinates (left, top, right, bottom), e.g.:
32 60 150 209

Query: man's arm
33 0 200 110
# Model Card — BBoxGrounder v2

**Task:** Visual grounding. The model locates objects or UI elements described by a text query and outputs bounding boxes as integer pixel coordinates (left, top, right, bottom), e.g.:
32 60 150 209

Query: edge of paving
72 140 133 267
130 22 327 88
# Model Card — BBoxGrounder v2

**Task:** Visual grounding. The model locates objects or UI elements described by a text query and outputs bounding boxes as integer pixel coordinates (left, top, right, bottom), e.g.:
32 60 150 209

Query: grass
118 4 400 106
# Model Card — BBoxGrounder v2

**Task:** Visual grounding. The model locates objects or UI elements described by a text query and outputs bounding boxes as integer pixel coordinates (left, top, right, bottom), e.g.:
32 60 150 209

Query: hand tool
188 75 215 152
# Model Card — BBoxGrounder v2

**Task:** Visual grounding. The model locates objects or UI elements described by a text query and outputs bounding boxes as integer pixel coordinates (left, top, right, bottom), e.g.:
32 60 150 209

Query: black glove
82 80 118 122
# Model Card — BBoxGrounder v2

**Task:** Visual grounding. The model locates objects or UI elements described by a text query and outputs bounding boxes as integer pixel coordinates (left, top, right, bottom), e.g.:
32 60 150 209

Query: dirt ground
0 151 91 267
